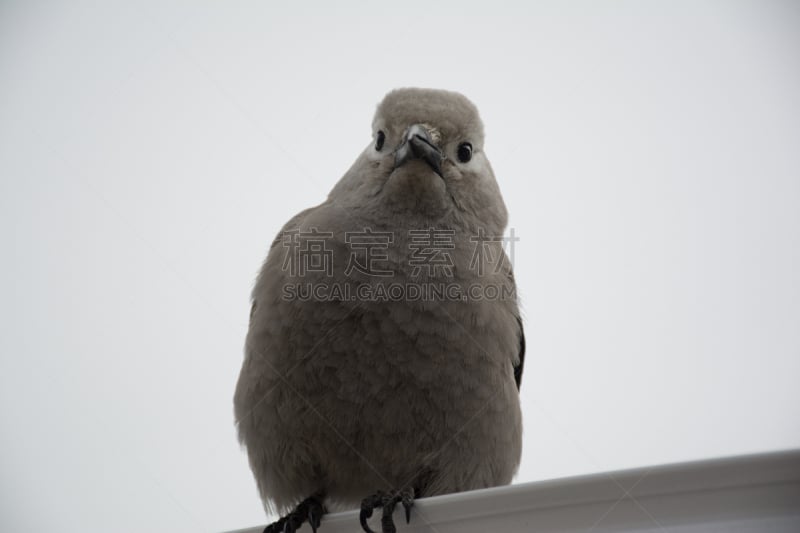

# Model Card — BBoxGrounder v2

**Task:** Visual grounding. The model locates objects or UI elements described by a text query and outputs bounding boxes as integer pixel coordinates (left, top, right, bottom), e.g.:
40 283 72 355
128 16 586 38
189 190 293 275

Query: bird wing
514 315 525 390
249 205 319 322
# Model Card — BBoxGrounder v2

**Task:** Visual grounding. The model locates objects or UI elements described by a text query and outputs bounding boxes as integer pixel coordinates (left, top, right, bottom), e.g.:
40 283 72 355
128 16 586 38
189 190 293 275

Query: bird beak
393 124 444 178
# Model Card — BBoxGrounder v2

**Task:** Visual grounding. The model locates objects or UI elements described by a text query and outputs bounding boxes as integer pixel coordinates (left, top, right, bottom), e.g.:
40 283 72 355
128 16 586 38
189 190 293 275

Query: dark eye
375 130 385 151
457 142 472 163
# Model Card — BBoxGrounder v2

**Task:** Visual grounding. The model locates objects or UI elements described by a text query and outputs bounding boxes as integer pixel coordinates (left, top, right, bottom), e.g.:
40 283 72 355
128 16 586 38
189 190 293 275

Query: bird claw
360 488 415 533
263 518 285 533
360 492 383 533
308 503 322 533
263 495 325 533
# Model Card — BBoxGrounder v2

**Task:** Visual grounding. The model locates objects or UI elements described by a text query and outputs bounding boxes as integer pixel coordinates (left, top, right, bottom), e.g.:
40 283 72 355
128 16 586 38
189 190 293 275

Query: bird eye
375 130 385 151
457 142 473 163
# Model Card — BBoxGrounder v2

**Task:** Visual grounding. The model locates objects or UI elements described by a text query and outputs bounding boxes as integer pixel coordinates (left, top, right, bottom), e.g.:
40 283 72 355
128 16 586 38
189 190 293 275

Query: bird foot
359 488 415 533
263 495 325 533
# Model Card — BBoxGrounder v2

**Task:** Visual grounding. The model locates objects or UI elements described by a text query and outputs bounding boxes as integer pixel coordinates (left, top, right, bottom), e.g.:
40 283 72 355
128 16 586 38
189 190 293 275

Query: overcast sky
1 1 799 532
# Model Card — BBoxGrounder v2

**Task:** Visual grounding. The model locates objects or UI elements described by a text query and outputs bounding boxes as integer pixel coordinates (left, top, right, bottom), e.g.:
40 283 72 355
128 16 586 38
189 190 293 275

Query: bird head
329 88 508 234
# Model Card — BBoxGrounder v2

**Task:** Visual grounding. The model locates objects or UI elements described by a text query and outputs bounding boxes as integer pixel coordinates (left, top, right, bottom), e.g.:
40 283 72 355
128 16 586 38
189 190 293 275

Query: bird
234 87 524 533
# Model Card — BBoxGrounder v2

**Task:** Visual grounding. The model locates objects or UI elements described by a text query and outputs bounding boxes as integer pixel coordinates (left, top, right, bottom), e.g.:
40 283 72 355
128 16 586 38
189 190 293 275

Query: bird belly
238 295 521 511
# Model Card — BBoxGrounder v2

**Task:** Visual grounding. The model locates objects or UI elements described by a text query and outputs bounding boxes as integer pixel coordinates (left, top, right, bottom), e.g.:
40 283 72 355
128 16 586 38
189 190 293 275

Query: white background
1 1 799 532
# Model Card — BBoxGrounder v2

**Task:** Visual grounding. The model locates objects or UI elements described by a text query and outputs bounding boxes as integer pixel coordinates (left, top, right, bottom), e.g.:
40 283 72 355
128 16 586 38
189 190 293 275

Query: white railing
229 449 800 532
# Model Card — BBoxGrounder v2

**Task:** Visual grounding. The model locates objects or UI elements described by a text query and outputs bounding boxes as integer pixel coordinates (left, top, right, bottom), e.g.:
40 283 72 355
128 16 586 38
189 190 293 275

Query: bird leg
359 488 415 533
263 494 325 533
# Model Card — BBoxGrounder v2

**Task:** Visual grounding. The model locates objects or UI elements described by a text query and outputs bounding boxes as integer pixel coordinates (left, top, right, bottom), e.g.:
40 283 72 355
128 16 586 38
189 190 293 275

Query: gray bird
234 88 524 533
